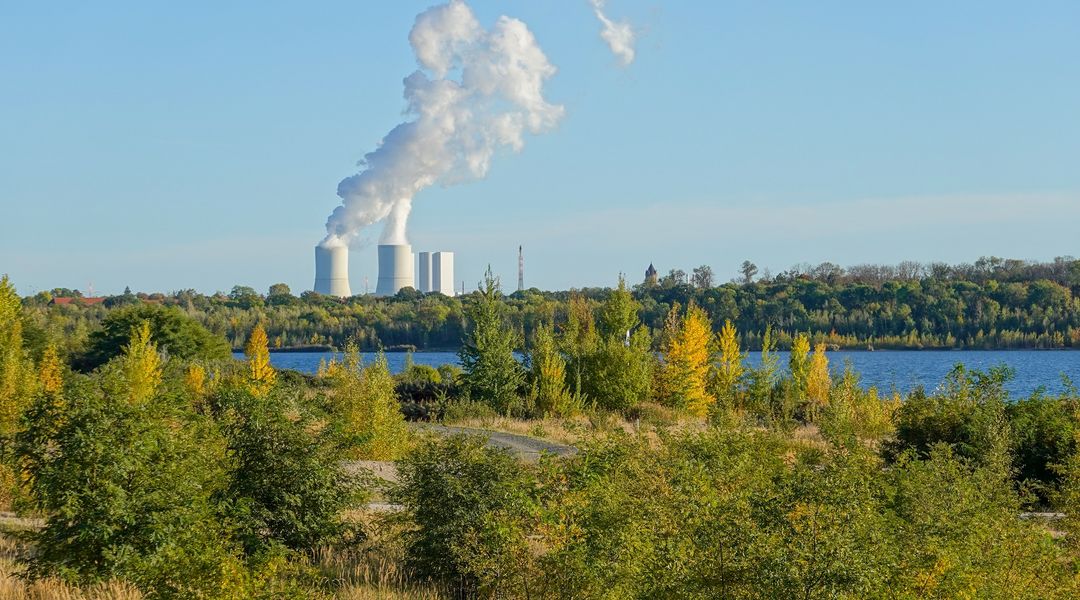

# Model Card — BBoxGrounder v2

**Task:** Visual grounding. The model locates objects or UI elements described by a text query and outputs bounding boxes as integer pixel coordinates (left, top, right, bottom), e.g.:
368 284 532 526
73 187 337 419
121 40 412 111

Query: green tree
213 386 363 556
561 294 598 401
267 283 295 306
740 260 758 284
582 278 654 412
392 435 534 598
747 326 780 422
80 304 230 371
460 267 524 414
18 377 242 595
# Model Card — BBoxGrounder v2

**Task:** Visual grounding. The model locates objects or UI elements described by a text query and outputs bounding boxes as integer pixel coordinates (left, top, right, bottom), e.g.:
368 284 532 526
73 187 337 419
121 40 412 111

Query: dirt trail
346 424 576 493
411 423 577 461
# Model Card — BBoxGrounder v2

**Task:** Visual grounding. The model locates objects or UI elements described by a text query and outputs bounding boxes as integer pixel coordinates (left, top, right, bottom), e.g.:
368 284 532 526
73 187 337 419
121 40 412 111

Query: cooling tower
432 251 455 296
418 252 432 293
314 245 352 298
375 244 415 296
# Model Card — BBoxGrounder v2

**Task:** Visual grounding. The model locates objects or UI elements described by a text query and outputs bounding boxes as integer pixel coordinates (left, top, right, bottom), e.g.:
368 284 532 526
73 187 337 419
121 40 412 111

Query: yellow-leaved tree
711 319 746 413
245 323 276 397
805 342 831 421
660 302 716 417
529 322 575 417
0 276 33 436
789 333 811 400
120 320 162 405
322 346 410 460
185 363 207 403
38 345 64 396
0 275 33 508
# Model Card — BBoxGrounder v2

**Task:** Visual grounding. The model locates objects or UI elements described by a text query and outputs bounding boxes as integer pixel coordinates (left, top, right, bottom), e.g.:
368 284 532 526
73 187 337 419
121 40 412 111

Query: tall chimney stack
518 245 524 292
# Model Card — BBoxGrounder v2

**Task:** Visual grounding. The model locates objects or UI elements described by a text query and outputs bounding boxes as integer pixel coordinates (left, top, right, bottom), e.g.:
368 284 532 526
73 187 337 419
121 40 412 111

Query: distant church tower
644 263 658 287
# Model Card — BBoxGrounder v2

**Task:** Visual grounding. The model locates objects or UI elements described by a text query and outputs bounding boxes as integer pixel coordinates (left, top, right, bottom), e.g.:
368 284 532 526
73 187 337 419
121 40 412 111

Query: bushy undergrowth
394 428 1079 599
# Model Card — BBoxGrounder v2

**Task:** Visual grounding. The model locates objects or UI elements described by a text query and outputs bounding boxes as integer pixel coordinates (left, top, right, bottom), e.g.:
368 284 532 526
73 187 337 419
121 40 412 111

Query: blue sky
2 1 1079 296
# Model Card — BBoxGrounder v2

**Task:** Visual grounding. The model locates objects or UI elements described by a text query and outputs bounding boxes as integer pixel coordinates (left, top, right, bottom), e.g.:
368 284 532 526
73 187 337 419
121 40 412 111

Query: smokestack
314 245 352 298
376 244 415 297
518 245 524 292
432 251 455 296
418 252 433 293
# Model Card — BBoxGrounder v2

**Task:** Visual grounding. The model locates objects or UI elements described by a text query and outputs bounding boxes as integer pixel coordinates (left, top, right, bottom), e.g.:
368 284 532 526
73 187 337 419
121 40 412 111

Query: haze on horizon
2 1 1079 296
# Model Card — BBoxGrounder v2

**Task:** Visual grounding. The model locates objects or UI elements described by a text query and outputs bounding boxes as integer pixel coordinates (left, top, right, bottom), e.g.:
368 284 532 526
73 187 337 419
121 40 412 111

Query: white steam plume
589 0 636 66
323 0 564 248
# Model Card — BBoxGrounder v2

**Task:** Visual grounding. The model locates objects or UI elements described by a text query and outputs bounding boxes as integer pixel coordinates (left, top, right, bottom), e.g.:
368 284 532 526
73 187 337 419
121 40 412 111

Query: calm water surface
242 350 1080 397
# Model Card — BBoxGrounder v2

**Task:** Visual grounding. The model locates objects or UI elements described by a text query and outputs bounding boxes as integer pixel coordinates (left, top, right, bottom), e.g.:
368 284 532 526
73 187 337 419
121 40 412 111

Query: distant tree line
19 255 1080 354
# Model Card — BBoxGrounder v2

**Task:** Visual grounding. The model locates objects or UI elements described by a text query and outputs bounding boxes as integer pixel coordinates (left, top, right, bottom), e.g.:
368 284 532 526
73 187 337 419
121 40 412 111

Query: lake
240 350 1080 398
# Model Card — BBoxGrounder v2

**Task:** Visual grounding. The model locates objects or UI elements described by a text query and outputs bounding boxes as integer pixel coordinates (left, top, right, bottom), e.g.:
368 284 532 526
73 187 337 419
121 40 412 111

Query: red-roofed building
50 297 106 307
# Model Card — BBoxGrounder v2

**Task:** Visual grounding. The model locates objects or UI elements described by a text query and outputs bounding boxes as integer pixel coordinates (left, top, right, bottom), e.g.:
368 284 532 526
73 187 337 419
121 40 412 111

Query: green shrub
887 365 1013 466
1007 391 1078 504
442 399 499 424
400 363 442 386
18 376 243 596
392 435 535 597
213 386 366 557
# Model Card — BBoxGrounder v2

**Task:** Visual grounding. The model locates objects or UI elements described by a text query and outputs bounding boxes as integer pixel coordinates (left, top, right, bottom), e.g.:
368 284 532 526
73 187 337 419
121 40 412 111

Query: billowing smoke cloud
589 0 636 66
323 0 564 248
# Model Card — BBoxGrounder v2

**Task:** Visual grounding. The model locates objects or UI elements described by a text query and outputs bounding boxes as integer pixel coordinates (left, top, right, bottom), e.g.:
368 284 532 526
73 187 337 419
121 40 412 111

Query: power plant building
417 252 433 293
432 251 455 296
313 245 352 298
375 244 415 297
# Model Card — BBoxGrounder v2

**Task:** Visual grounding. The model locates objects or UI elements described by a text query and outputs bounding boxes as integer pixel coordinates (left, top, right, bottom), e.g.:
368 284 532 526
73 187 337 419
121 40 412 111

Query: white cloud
589 0 636 66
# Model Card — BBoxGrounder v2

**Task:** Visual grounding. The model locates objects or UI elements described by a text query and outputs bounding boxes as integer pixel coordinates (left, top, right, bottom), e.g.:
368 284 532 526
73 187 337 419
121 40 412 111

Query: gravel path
411 423 577 462
345 424 577 493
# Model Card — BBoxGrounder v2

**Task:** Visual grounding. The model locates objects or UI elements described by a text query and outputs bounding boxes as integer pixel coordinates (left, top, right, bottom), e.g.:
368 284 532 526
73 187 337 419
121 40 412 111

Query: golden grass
312 547 442 600
0 523 442 600
441 403 702 447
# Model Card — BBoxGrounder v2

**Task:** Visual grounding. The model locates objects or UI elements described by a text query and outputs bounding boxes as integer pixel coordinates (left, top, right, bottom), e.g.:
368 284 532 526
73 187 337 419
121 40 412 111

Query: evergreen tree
581 278 654 412
460 267 524 414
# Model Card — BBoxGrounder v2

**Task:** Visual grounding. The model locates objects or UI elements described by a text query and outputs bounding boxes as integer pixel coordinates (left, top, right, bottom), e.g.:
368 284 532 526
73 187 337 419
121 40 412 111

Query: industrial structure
314 244 352 297
518 245 524 292
375 244 415 297
313 242 453 298
418 252 433 293
432 251 455 296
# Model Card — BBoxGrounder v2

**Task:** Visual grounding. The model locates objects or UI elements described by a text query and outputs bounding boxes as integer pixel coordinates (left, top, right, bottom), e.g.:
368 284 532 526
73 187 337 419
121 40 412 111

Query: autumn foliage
244 323 276 397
